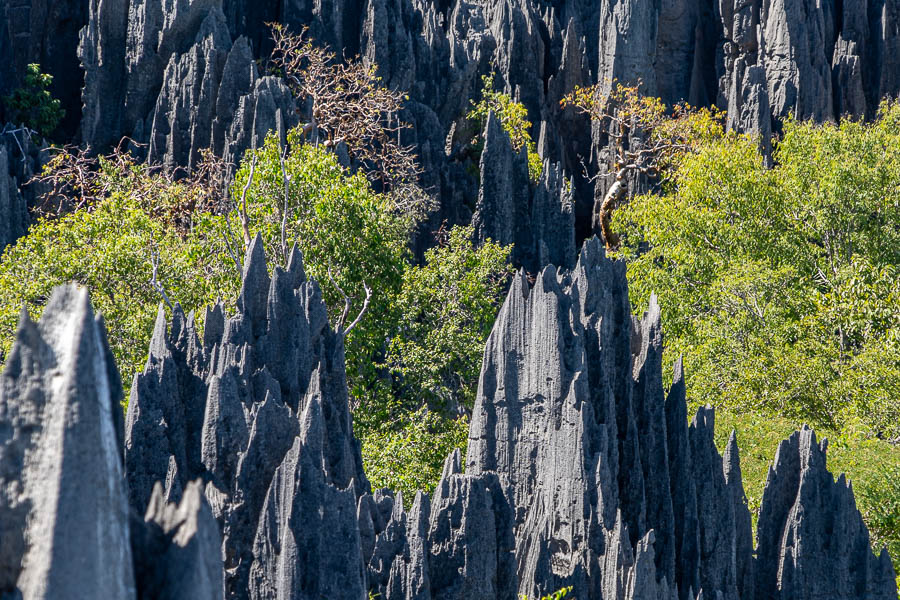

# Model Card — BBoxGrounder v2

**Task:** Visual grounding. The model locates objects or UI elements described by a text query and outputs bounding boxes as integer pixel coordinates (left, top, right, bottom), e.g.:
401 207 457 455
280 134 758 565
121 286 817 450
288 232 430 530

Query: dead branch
239 153 257 248
150 250 174 310
563 81 724 249
327 264 353 330
326 264 372 336
268 23 423 198
343 281 372 336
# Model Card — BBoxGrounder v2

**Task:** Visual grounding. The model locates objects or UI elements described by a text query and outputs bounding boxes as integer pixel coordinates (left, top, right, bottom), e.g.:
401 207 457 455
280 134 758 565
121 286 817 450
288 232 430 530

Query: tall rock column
0 286 135 599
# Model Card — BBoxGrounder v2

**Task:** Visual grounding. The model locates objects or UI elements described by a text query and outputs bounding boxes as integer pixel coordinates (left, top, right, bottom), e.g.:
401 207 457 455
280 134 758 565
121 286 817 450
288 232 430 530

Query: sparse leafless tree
563 82 723 249
268 23 434 221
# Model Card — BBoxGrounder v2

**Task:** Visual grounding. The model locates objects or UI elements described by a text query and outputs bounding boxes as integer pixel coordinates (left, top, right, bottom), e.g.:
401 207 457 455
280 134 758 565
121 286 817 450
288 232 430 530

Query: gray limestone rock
689 407 739 600
428 452 518 600
0 144 28 254
0 286 135 599
125 236 369 599
472 112 576 274
755 426 898 599
248 392 367 600
0 235 897 600
664 359 700 600
723 432 754 600
134 480 225 600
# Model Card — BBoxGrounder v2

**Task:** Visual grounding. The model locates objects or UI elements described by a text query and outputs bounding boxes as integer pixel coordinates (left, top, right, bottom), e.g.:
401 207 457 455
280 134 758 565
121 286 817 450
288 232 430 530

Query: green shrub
387 225 513 412
617 102 900 438
468 74 542 182
3 64 65 137
0 193 220 386
361 407 469 499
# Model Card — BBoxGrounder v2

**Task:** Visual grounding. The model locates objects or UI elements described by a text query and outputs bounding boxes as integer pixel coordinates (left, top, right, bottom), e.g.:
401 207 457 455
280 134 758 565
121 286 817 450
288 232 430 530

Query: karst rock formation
3 0 900 250
0 235 896 599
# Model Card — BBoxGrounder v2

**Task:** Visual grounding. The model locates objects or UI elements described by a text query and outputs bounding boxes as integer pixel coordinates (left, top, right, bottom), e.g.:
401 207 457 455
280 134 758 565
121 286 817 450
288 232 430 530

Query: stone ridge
0 237 897 599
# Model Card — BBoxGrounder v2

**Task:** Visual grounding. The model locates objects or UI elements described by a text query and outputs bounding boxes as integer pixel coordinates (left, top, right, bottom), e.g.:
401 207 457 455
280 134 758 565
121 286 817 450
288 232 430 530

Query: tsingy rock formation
0 285 223 600
0 238 896 599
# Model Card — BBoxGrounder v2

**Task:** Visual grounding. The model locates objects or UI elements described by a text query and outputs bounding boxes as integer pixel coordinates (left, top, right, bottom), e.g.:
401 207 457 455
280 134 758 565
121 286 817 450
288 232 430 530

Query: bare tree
563 82 723 249
268 24 429 208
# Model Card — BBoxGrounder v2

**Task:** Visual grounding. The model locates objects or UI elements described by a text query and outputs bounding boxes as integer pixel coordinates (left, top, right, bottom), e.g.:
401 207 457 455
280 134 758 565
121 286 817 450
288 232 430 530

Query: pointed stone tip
17 304 33 328
148 302 169 361
673 355 684 382
243 233 267 274
287 243 306 283
441 448 462 480
724 429 742 480
392 491 405 517
648 292 660 319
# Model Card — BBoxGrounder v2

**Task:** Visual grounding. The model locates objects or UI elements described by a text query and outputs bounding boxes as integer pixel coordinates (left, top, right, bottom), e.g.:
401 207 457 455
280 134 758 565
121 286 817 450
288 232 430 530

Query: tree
0 192 221 386
387 224 513 413
197 129 411 397
268 23 433 220
562 82 723 248
616 101 900 438
3 64 65 138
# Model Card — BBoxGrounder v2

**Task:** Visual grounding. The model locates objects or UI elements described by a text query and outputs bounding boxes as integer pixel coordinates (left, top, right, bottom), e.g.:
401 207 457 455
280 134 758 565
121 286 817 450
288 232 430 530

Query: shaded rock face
472 111 576 274
0 0 869 253
0 238 896 599
0 0 88 136
0 126 48 254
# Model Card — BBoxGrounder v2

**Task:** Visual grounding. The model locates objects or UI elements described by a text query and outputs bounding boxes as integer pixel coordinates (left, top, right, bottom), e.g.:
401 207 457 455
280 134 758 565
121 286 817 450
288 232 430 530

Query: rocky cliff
3 0 900 253
1 236 895 599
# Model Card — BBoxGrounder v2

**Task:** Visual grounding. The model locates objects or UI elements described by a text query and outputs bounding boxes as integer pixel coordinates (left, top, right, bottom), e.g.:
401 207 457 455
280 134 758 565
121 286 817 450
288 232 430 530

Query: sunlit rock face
0 238 896 599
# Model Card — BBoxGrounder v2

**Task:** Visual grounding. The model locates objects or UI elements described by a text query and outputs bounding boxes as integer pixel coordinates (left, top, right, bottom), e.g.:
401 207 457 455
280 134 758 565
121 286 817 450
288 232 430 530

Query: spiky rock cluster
0 237 896 600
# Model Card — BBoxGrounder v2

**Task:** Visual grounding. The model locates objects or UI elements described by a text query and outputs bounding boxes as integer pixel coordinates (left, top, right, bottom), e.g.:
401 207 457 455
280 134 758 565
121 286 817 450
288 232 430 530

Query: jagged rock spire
0 238 895 599
0 286 221 600
755 426 897 599
0 286 134 599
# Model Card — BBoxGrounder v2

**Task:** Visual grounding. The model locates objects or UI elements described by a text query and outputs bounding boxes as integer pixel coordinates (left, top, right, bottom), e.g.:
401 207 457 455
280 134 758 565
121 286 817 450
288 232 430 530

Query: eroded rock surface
0 239 896 599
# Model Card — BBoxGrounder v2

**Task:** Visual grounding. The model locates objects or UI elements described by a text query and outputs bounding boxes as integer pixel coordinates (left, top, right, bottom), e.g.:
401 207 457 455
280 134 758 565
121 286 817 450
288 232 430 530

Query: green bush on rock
3 64 65 137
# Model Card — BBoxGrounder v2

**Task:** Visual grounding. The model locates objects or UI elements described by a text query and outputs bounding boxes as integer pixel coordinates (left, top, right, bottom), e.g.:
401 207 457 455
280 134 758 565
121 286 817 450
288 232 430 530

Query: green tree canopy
616 101 900 438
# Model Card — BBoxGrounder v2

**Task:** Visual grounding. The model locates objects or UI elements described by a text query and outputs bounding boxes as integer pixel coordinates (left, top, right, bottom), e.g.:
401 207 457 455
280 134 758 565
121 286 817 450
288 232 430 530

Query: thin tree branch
343 281 372 336
239 153 257 249
328 264 352 330
150 250 174 310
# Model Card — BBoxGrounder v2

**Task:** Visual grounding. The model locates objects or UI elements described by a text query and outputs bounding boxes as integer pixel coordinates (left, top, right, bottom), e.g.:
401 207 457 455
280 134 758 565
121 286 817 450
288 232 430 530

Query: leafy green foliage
617 102 900 438
468 74 542 182
196 131 411 400
519 586 574 600
207 131 409 386
362 408 469 499
3 64 65 137
387 225 513 412
0 192 221 385
359 225 512 497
